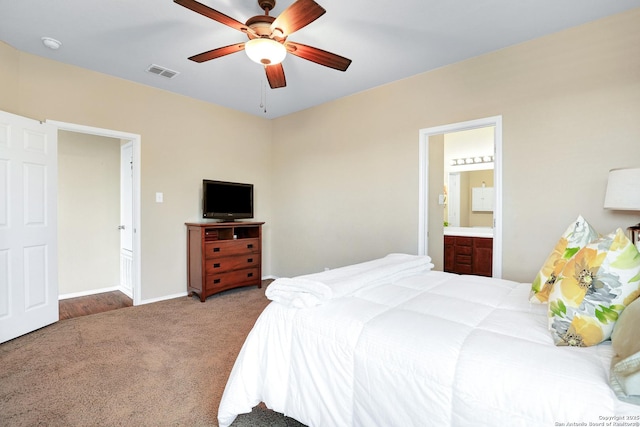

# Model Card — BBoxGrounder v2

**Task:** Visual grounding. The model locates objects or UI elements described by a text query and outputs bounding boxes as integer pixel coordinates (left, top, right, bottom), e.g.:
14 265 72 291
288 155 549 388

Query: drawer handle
248 272 254 278
248 258 253 263
213 247 220 252
247 244 254 249
214 279 221 284
213 263 220 268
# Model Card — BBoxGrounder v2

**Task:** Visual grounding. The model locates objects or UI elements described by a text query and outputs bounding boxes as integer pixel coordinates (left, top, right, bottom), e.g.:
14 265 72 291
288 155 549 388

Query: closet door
0 110 58 343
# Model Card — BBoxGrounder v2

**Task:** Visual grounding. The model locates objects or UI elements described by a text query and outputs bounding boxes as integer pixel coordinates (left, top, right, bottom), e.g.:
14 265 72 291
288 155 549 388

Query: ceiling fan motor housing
258 0 277 13
245 15 276 37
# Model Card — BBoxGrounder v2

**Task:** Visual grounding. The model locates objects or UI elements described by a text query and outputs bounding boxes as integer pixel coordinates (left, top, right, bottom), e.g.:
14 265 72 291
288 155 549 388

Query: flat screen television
202 179 253 221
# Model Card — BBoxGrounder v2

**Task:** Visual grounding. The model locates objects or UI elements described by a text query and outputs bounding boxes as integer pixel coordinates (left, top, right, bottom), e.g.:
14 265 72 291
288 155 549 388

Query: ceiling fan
174 0 352 89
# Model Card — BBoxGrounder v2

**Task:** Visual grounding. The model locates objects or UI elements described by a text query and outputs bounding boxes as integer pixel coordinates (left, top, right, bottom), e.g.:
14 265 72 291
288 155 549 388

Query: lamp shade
604 167 640 210
245 38 286 66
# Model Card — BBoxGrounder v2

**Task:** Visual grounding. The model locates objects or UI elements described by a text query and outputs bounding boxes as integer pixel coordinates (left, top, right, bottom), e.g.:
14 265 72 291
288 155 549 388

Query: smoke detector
41 37 62 50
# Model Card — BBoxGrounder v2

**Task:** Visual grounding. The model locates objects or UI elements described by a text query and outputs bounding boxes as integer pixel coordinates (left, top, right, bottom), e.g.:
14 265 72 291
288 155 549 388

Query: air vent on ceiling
146 64 179 79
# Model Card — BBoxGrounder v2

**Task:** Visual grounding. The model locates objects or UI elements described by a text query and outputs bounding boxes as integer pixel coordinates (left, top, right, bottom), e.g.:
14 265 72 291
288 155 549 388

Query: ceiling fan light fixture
245 38 286 65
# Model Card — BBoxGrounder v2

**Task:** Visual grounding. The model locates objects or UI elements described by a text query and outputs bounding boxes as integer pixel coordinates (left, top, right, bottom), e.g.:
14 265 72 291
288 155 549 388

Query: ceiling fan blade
270 0 326 38
174 0 249 33
265 64 286 88
188 42 245 63
285 41 351 71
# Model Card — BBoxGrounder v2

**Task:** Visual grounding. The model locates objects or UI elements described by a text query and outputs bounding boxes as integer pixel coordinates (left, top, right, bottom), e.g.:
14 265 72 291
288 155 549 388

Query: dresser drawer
205 268 260 293
204 238 260 259
457 245 472 255
455 263 473 274
456 237 473 246
456 254 472 265
205 255 260 275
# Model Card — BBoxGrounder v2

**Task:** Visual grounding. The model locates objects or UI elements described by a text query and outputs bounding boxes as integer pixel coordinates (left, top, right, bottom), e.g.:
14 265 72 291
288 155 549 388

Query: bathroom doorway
418 116 502 278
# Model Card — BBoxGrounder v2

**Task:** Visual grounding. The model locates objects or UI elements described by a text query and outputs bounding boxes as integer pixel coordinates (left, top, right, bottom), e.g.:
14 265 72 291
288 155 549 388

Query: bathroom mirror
446 169 494 227
443 127 494 230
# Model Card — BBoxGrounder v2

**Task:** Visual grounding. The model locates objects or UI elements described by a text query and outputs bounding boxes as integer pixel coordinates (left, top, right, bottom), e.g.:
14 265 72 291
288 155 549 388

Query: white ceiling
2 1 639 119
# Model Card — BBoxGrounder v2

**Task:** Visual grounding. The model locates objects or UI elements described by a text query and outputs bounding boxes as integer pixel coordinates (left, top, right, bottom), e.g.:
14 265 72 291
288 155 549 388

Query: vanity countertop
443 226 493 238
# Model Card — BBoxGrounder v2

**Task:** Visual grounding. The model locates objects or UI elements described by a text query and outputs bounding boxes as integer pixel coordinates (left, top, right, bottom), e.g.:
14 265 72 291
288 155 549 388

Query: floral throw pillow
529 215 599 303
548 228 640 347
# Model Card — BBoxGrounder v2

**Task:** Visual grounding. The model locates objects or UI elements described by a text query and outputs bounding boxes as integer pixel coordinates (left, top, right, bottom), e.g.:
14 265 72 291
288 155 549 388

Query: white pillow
610 295 640 405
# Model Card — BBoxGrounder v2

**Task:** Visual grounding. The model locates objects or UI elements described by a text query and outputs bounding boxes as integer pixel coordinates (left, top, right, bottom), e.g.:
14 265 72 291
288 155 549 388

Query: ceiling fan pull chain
259 80 264 110
259 79 267 114
263 79 268 113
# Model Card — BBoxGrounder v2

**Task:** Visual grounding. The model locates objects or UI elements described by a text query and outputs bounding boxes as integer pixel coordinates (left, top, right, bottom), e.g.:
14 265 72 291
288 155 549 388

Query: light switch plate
155 192 163 203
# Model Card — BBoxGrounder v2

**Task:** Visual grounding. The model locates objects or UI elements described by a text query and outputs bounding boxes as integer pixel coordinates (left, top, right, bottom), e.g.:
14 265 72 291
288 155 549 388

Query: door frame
418 116 503 278
47 120 142 305
447 172 461 227
120 141 134 298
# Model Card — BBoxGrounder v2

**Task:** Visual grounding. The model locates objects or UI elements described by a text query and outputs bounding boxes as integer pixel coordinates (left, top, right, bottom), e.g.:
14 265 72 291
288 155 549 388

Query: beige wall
58 131 120 295
459 172 471 228
0 41 273 302
0 42 19 112
466 170 494 228
271 9 640 281
2 8 639 297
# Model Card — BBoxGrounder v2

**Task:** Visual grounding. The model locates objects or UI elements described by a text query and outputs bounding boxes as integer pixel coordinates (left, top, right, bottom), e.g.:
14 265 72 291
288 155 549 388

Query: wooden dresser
186 222 264 302
444 235 493 277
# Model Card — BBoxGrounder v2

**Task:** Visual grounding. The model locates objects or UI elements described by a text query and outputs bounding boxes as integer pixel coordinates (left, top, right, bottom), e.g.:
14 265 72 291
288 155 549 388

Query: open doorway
57 131 123 299
49 120 141 306
443 127 495 229
418 116 502 278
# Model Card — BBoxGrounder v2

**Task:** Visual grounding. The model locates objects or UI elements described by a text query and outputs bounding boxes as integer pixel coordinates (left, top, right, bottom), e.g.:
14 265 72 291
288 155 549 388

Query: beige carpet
0 284 305 427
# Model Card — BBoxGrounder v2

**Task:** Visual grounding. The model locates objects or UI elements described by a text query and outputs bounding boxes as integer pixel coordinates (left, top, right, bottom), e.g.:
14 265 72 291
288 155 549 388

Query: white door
0 110 58 343
119 142 133 297
448 173 461 227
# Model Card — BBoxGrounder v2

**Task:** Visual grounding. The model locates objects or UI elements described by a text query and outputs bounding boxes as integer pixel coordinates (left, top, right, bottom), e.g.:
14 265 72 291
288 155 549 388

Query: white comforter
218 269 639 426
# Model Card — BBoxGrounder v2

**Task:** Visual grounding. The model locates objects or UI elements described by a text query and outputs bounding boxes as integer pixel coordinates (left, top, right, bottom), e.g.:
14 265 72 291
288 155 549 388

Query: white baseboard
59 286 121 300
59 288 187 306
60 277 276 304
137 291 189 306
140 277 277 305
119 286 133 299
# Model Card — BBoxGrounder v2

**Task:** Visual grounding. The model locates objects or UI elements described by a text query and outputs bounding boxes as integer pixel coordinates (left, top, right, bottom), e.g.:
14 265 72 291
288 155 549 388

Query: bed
217 254 639 426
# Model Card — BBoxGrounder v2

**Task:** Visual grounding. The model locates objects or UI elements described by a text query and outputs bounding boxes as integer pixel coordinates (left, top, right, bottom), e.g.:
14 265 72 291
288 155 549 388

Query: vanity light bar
450 155 493 166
